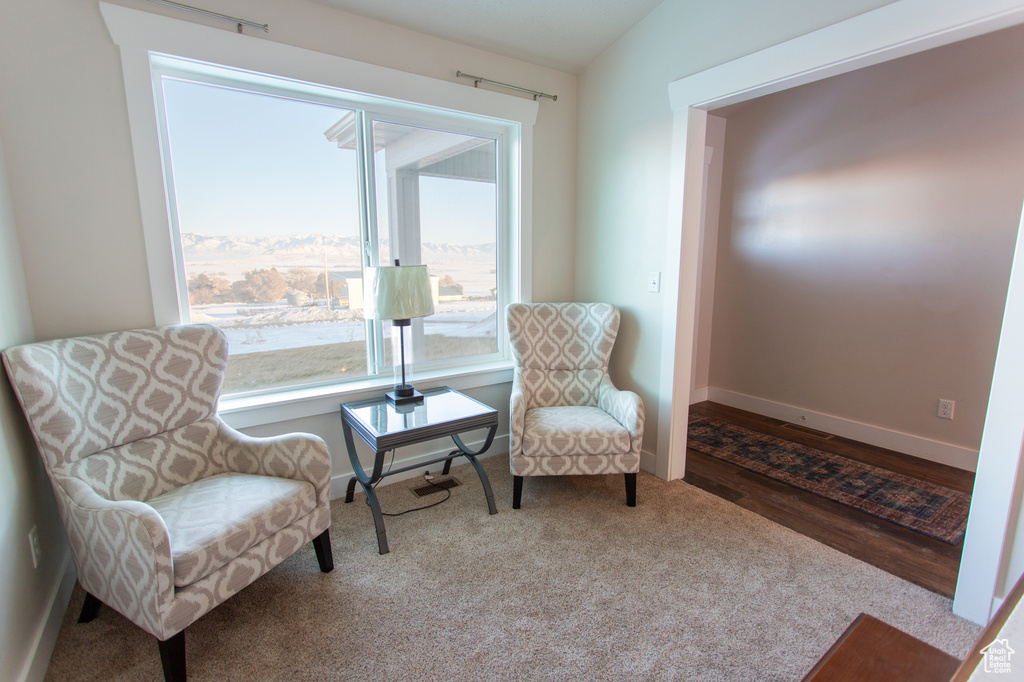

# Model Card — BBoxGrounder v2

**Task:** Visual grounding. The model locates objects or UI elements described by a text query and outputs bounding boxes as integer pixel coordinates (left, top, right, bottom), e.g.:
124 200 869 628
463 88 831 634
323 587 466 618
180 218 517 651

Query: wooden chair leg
513 475 523 509
78 591 102 623
158 631 186 682
625 473 637 507
312 529 334 573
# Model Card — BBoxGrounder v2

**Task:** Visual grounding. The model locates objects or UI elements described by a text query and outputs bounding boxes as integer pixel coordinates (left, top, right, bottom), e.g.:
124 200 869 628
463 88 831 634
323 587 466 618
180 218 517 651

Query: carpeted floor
44 453 980 681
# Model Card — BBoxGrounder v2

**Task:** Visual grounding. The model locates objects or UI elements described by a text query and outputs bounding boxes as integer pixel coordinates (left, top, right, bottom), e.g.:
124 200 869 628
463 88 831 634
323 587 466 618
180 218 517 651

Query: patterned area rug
687 414 971 544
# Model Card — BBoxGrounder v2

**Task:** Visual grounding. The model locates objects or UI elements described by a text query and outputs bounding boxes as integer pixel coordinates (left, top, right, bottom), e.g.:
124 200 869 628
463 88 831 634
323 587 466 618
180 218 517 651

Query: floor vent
781 423 835 440
411 477 462 497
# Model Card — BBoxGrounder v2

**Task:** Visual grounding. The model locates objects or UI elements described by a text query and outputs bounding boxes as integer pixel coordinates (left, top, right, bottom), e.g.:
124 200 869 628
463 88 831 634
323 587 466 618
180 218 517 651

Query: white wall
575 0 897 461
0 136 72 678
707 24 1024 461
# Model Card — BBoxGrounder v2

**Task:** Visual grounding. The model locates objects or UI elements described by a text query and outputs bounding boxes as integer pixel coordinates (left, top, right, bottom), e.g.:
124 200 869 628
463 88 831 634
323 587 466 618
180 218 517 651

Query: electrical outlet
937 399 955 420
648 271 661 293
28 525 40 569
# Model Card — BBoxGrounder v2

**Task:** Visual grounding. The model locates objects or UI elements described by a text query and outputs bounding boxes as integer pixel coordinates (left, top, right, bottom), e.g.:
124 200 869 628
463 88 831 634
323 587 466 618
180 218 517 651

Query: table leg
451 426 499 515
465 453 498 515
362 482 390 555
342 421 391 554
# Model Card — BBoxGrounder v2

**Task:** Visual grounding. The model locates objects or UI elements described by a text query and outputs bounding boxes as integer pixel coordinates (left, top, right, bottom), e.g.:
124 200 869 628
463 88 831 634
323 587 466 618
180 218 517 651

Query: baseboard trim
690 386 709 404
640 448 657 474
330 433 509 499
19 551 76 682
705 388 979 472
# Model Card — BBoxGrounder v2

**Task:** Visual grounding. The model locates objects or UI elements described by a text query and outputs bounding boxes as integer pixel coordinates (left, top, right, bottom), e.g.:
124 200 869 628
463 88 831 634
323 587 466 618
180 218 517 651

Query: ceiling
306 0 666 73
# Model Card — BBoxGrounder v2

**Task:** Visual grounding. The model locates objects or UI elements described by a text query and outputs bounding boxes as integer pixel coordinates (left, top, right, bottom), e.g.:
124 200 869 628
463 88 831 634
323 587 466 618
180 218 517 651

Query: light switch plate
648 271 661 293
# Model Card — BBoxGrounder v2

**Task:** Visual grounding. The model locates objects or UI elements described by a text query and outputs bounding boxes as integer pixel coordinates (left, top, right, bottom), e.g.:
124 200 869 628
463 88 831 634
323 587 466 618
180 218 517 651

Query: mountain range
182 233 496 262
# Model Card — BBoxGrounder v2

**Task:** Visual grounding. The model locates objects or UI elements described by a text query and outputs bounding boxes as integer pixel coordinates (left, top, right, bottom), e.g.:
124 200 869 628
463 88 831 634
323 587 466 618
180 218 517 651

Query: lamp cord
372 487 451 516
365 450 453 516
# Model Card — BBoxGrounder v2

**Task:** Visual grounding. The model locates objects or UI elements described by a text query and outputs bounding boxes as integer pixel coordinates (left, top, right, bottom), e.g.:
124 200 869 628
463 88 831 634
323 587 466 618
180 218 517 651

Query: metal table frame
340 386 499 554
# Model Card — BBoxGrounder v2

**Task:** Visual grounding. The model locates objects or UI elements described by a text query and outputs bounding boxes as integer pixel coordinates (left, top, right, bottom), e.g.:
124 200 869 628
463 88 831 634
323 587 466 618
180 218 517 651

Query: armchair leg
158 631 186 682
78 591 102 623
312 529 334 573
512 475 523 509
625 473 637 507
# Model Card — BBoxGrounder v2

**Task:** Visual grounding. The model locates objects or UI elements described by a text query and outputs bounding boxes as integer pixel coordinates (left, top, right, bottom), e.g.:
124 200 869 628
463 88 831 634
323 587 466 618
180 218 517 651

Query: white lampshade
364 264 434 321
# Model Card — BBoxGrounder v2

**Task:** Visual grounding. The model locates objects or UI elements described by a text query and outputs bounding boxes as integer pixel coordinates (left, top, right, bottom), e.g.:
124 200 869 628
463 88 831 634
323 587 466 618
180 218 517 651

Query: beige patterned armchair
507 302 644 507
2 324 333 682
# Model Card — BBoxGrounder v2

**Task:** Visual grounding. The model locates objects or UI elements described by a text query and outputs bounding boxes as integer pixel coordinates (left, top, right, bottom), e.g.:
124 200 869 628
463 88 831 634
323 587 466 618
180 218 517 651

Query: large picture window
152 57 513 396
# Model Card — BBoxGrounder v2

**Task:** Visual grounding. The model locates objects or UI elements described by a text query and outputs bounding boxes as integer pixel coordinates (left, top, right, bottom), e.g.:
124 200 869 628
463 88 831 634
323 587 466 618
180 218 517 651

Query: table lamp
365 259 434 404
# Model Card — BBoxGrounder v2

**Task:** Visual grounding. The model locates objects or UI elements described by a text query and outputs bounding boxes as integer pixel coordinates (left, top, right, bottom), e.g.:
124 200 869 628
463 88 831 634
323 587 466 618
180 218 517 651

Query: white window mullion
357 110 387 376
388 166 427 366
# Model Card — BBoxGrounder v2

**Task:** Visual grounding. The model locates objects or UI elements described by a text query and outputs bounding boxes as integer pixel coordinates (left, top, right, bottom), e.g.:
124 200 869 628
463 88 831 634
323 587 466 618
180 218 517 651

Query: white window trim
100 2 535 422
221 361 513 429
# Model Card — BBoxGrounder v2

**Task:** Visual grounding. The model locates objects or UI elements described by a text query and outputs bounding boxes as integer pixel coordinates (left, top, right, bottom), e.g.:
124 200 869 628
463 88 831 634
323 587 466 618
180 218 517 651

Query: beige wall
575 0 897 458
707 24 1024 455
0 135 69 678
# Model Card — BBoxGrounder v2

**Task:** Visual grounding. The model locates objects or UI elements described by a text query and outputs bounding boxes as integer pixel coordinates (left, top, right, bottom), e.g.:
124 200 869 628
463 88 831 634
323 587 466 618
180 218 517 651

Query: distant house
328 271 364 309
330 270 440 309
286 289 309 306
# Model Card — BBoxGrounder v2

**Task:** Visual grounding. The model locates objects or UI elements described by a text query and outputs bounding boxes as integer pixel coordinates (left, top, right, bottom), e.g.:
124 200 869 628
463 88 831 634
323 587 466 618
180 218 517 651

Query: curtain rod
456 71 557 101
144 0 268 33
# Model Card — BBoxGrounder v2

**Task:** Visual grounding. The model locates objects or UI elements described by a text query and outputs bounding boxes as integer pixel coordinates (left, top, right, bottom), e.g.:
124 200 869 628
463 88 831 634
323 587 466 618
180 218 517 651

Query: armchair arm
509 371 527 460
214 419 332 506
599 375 645 457
51 474 175 639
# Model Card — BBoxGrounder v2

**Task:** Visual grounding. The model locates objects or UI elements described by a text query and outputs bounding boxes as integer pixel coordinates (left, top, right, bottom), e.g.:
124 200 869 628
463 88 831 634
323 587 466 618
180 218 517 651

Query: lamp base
386 388 424 405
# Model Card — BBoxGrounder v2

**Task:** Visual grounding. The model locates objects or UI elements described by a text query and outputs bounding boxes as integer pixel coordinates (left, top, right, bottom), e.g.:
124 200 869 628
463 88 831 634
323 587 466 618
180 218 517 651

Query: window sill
218 360 514 429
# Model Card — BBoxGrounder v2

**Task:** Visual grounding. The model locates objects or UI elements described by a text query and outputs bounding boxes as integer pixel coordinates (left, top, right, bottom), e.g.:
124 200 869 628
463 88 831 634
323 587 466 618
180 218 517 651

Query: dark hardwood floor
685 401 975 598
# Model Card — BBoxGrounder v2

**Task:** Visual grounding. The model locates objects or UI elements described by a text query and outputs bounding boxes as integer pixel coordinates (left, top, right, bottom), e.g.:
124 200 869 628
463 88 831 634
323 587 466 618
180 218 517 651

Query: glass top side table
340 386 499 554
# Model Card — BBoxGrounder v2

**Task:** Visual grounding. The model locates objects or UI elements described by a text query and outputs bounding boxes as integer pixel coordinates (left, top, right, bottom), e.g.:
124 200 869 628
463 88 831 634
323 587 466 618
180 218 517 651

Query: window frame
101 2 537 421
357 109 511 379
152 59 513 394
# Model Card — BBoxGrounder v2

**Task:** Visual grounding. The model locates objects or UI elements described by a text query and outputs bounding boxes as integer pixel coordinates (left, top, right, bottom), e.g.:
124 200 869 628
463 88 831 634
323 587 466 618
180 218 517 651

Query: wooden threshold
802 613 961 681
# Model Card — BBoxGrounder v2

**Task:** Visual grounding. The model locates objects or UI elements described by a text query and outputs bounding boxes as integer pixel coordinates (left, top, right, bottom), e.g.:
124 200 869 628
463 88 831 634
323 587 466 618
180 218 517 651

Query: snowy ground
191 300 496 355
